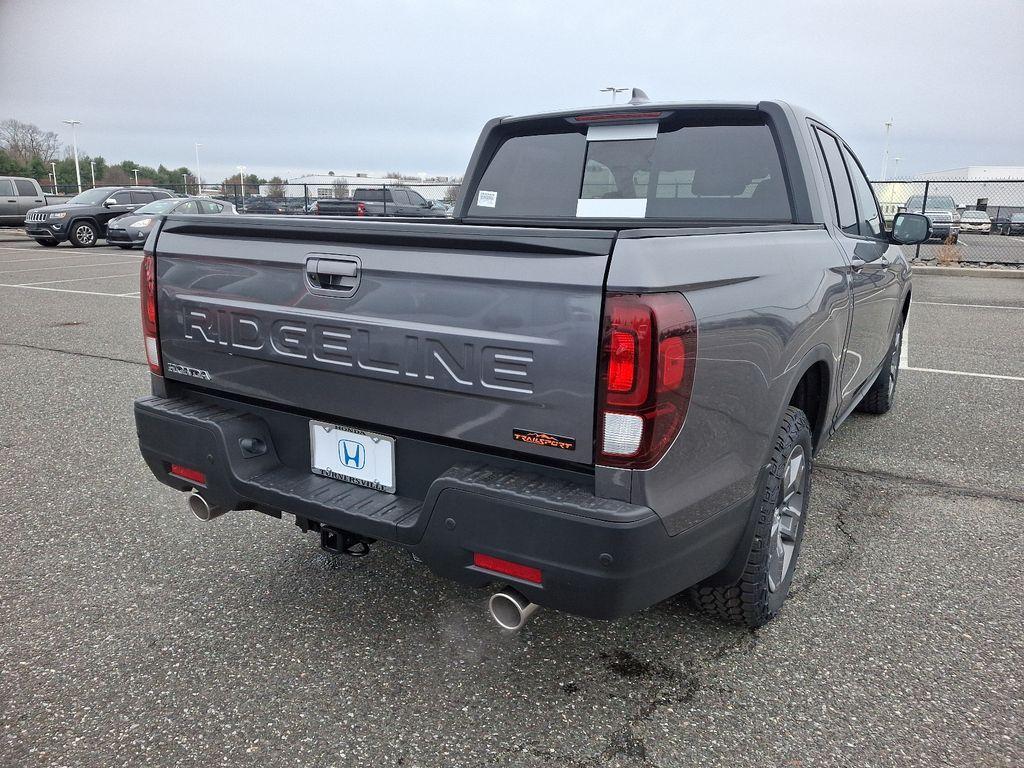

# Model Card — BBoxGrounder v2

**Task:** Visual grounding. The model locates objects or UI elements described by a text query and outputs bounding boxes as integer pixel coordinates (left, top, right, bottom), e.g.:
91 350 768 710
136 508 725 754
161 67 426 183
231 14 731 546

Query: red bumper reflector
170 464 207 485
473 553 543 584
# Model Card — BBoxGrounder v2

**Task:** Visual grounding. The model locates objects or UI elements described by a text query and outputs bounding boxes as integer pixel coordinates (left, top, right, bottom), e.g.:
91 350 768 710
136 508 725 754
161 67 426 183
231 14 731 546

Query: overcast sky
2 0 1021 182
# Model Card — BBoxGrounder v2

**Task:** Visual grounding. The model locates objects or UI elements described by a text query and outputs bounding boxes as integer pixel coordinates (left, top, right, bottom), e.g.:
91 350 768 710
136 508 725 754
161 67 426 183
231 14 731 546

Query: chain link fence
41 177 1024 268
871 179 1024 269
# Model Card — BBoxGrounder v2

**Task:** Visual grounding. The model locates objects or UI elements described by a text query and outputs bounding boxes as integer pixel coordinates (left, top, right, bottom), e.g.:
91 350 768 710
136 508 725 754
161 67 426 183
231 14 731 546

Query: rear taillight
356 202 366 216
597 293 697 469
140 252 161 374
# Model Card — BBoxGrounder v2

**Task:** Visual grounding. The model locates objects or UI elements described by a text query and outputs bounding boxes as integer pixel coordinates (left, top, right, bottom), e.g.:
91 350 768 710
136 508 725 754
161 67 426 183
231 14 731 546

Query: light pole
63 119 83 193
237 165 246 206
90 160 96 188
132 168 140 186
194 143 203 195
182 173 188 194
50 162 58 193
600 86 629 103
880 118 893 180
49 171 57 194
893 157 901 178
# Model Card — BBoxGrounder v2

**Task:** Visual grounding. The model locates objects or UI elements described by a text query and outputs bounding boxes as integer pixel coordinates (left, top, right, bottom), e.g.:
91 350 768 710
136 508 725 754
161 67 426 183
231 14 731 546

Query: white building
260 171 458 201
918 166 1024 181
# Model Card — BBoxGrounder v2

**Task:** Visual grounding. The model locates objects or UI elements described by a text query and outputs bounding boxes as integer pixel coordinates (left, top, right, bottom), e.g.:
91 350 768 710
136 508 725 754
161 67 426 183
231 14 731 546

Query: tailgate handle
306 256 360 296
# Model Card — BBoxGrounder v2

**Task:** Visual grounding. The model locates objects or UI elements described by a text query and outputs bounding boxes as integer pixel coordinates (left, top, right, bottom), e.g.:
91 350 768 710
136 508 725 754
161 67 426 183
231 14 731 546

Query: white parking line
0 252 141 264
20 272 139 286
0 283 136 298
0 260 140 275
915 301 1024 311
902 366 1024 382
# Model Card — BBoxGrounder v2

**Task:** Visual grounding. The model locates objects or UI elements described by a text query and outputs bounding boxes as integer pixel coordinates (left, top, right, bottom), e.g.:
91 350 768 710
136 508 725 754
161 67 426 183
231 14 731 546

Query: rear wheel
69 221 98 248
856 321 903 415
34 239 59 247
690 407 812 628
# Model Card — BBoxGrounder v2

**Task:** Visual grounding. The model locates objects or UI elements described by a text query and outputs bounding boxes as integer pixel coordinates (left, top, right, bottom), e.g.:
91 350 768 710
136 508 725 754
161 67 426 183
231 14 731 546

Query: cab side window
814 129 858 236
131 191 155 205
110 190 133 204
175 200 199 214
200 200 224 214
14 180 38 196
0 179 15 196
843 146 883 238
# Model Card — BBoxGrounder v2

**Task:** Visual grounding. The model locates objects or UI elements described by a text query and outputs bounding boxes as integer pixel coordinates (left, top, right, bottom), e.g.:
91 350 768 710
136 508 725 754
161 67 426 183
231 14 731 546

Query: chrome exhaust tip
188 491 227 522
487 587 538 632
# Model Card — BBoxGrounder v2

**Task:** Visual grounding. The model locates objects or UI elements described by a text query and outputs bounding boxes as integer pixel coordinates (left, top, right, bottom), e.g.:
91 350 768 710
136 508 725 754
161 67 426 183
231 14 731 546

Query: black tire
856 320 903 415
34 239 59 247
690 407 813 628
69 220 98 248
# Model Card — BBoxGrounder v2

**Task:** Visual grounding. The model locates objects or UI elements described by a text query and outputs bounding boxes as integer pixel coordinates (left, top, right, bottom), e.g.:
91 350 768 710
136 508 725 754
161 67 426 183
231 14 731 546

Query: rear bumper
134 393 750 619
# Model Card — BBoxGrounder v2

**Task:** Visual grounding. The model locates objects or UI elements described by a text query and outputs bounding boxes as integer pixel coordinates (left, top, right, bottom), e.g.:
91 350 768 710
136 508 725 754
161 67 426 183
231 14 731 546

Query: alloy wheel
74 224 95 246
767 444 806 593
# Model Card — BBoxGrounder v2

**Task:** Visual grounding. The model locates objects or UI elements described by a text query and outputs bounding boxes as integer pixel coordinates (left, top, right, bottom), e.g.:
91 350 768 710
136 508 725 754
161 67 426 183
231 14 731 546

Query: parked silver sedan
106 196 237 248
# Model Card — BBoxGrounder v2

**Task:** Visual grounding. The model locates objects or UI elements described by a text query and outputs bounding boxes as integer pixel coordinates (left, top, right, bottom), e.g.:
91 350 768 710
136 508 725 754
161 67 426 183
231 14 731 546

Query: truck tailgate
153 216 614 464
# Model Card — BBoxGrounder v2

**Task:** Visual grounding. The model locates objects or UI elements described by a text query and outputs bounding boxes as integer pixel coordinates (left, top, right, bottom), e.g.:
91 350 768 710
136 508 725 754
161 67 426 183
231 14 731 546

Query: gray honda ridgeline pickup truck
134 97 929 631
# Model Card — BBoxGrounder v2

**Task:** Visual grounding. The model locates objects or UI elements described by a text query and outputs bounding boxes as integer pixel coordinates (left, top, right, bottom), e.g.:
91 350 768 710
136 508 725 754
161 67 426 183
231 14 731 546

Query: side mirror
104 198 117 207
891 212 930 245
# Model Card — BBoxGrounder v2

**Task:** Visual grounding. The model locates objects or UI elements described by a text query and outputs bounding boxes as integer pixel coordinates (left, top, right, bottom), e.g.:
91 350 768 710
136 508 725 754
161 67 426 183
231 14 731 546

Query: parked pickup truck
905 194 959 243
311 186 447 217
134 97 929 630
0 176 70 226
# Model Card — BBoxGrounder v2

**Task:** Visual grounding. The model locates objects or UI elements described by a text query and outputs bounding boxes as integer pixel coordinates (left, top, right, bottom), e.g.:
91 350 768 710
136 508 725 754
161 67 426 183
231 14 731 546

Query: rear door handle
306 256 361 295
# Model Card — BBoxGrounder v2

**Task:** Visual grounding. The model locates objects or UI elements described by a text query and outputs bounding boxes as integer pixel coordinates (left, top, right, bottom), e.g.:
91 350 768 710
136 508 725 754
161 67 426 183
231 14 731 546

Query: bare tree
101 166 132 185
0 119 62 166
443 181 462 205
266 176 287 199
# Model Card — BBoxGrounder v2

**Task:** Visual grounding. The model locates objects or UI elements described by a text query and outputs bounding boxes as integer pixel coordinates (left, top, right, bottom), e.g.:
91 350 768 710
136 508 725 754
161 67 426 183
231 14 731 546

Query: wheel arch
785 347 834 453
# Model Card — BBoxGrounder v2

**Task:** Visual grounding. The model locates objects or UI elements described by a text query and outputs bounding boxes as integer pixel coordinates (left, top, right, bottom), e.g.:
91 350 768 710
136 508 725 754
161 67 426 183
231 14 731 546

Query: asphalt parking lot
1 231 1021 768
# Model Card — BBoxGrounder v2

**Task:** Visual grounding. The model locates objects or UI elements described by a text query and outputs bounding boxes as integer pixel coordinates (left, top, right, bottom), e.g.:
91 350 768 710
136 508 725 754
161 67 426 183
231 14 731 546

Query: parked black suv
24 186 175 247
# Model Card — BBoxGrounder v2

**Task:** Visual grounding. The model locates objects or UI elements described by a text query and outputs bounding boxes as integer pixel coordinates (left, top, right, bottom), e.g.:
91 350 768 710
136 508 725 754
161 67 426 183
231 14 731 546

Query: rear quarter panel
605 227 849 535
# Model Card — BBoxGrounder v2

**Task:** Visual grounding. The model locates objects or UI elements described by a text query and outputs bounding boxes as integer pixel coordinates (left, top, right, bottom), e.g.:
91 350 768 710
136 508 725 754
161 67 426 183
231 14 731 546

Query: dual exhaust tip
186 492 538 630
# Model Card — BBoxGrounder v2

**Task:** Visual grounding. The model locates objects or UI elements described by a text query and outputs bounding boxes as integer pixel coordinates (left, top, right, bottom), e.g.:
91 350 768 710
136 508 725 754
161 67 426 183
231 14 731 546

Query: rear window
467 118 792 222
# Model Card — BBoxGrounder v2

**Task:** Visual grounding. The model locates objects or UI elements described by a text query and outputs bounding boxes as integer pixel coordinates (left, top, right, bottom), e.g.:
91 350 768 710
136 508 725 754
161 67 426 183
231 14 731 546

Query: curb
912 265 1024 279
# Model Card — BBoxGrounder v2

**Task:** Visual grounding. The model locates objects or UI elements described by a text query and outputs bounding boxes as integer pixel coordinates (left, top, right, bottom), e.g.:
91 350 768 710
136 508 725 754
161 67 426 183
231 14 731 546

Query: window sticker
477 190 497 208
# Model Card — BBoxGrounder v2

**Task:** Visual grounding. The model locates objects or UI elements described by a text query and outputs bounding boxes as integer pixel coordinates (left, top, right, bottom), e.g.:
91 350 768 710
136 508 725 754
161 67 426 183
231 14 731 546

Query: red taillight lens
140 252 161 374
607 330 637 392
473 553 543 584
169 464 206 485
597 293 697 469
356 202 366 216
